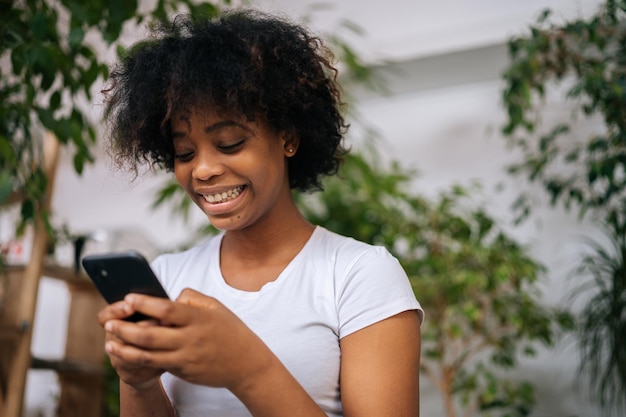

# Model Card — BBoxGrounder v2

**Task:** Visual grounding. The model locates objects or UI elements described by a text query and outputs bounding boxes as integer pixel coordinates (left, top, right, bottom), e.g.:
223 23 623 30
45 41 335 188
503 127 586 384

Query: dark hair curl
103 8 349 192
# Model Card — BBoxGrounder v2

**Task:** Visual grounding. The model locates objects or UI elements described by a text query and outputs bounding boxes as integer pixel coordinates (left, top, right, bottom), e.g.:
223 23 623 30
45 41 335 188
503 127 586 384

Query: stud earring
287 148 294 153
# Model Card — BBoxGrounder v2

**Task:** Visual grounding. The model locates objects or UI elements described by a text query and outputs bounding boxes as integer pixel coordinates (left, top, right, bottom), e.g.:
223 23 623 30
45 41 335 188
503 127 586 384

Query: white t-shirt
151 226 423 417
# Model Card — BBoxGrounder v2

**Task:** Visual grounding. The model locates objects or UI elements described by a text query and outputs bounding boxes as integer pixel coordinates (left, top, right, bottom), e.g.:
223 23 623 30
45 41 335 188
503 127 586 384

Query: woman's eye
174 151 194 161
219 140 245 152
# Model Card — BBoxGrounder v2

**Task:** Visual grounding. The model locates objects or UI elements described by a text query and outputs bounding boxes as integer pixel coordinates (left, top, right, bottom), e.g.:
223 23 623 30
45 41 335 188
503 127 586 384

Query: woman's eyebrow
205 120 253 134
171 119 253 139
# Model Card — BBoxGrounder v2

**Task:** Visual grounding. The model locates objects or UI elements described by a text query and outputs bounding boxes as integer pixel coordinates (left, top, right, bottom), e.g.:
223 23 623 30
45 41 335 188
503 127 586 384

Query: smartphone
81 251 169 322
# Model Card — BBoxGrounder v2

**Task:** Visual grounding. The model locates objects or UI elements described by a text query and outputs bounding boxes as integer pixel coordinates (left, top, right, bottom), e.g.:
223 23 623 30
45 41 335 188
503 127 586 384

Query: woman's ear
282 132 300 157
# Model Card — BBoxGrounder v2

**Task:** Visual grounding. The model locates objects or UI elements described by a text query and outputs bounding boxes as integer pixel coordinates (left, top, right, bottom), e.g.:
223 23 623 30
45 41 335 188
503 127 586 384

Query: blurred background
2 0 622 416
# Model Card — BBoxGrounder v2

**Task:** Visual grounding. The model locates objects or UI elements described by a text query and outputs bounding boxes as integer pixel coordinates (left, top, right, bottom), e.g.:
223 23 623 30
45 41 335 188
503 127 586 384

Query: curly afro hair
103 8 349 192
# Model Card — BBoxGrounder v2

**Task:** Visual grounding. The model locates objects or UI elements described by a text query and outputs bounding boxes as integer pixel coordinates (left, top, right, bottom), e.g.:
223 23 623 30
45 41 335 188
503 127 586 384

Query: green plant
502 0 626 229
297 150 573 417
501 1 626 414
571 226 626 417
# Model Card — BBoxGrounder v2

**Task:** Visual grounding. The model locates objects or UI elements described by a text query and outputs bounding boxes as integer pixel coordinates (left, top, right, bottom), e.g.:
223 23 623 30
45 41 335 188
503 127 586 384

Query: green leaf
26 82 36 103
49 90 61 110
37 107 56 132
20 198 35 222
69 26 85 49
103 0 138 44
0 135 16 161
73 152 85 174
0 170 13 203
82 61 101 91
188 2 220 17
31 12 50 41
10 44 25 74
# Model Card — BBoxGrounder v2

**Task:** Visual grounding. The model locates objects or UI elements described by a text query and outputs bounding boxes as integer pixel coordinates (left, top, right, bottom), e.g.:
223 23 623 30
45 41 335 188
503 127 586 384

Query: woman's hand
99 289 275 393
100 289 329 417
97 300 165 391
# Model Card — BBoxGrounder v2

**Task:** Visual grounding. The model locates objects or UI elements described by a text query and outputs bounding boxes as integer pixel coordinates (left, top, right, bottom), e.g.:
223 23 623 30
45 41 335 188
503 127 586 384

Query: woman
99 8 423 417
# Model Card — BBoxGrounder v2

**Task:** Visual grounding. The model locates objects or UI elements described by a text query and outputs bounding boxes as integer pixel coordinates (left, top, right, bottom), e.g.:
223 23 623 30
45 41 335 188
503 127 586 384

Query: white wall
15 0 607 416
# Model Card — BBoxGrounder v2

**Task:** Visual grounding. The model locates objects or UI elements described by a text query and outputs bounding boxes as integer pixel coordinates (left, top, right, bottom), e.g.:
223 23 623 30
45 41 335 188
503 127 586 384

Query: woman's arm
340 310 422 417
227 350 328 417
119 379 177 417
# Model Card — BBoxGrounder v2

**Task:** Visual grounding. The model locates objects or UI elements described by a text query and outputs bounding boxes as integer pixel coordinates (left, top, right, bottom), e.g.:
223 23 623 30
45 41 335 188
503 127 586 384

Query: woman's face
170 109 296 232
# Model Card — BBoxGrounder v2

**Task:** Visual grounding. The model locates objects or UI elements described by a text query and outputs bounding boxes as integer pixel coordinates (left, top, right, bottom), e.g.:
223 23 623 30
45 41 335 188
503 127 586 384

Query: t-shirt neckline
212 226 322 299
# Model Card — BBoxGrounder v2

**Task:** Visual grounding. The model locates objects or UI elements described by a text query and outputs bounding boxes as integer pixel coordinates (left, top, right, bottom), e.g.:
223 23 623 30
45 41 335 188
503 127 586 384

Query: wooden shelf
43 264 89 285
0 263 107 417
31 357 103 375
5 263 91 286
1 132 106 417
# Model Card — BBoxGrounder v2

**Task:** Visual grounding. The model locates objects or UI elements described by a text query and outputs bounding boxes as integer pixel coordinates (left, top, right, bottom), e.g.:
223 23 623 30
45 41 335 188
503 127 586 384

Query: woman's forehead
169 108 265 136
171 104 254 123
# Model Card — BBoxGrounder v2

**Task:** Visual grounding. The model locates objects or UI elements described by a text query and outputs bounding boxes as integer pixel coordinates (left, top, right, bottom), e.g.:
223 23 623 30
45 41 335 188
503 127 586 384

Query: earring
287 148 294 153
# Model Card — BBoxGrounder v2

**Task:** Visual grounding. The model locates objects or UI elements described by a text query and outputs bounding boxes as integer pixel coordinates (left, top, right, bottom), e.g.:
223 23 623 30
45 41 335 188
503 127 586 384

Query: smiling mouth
201 186 245 204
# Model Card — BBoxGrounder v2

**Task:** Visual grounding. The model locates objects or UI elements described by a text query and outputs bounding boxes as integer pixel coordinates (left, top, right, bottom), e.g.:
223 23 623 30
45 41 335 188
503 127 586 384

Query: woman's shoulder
312 228 423 336
309 227 407 285
313 226 397 264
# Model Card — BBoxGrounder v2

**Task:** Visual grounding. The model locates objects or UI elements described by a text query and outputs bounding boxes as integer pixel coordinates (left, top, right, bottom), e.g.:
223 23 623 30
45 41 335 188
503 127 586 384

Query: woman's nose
192 153 224 181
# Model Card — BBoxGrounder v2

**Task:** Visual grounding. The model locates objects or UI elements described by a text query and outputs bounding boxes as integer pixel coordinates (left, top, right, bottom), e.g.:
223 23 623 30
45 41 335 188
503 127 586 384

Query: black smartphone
81 251 169 322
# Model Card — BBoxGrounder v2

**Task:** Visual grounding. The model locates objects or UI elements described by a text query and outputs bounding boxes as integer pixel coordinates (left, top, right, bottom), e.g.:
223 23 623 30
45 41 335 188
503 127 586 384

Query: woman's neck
221 208 314 262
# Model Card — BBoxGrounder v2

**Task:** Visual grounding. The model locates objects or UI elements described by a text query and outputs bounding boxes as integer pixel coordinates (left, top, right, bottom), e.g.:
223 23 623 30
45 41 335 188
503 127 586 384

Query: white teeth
202 186 243 204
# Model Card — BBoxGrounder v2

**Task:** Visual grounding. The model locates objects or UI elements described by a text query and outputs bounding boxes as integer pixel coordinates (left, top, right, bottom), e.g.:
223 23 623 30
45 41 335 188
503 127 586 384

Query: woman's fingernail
105 321 113 331
105 342 113 353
